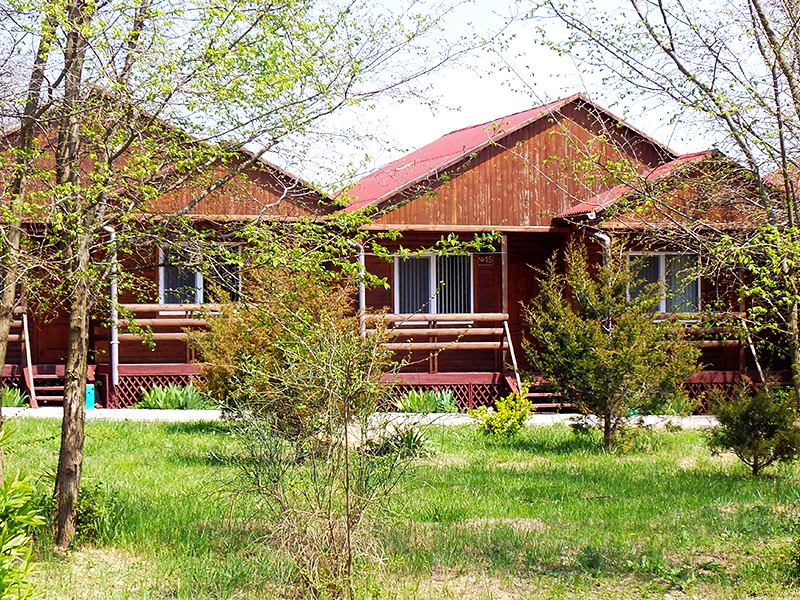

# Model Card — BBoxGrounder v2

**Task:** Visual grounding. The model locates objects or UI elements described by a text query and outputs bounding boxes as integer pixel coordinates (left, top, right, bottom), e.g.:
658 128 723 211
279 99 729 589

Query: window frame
158 247 242 310
393 253 474 316
158 247 203 307
628 251 701 314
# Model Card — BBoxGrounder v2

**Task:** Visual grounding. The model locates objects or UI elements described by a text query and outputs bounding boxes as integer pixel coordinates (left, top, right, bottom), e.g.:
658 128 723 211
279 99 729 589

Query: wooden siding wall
149 160 327 218
373 104 667 229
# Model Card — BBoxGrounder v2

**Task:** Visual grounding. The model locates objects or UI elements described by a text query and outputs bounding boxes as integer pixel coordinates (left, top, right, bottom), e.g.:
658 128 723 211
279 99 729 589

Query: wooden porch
0 302 762 410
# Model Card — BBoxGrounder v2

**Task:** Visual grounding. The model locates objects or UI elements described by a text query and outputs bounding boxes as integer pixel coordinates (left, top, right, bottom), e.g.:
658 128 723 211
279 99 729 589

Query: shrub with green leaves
470 386 532 439
392 389 459 413
137 384 209 410
708 382 800 476
0 436 44 600
1 388 28 408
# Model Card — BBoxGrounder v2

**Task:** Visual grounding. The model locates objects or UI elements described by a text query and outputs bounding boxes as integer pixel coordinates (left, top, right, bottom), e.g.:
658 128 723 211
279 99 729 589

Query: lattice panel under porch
685 381 736 414
111 374 199 408
388 382 510 411
0 376 24 390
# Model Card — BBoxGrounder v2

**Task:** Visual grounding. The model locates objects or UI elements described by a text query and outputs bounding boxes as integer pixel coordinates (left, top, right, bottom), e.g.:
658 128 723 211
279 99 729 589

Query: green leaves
0 472 44 600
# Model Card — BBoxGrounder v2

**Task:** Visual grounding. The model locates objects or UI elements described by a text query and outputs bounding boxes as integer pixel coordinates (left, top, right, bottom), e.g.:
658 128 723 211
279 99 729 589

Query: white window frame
393 253 474 316
158 247 203 308
158 247 242 311
628 252 701 314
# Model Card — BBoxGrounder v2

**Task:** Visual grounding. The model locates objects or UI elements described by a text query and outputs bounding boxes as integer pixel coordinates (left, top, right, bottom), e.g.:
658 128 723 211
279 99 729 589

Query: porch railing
365 312 522 389
116 303 220 342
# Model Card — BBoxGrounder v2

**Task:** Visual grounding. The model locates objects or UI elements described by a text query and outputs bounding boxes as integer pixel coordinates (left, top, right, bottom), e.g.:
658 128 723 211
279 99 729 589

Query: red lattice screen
0 376 24 390
686 381 737 414
110 374 203 408
389 381 509 411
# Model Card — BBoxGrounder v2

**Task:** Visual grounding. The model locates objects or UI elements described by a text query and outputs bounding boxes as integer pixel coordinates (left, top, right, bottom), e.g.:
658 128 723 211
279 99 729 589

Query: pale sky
285 0 705 187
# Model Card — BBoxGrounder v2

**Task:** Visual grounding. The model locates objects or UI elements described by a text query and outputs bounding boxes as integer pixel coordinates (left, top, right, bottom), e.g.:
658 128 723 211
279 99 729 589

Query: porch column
501 233 508 315
500 233 509 373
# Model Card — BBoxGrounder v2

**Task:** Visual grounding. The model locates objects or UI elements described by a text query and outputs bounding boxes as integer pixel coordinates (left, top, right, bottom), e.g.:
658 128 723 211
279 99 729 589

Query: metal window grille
398 256 432 313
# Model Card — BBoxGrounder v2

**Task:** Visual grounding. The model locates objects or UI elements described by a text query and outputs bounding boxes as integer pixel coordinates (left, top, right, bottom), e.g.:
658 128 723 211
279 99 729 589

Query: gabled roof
342 93 674 211
557 150 718 219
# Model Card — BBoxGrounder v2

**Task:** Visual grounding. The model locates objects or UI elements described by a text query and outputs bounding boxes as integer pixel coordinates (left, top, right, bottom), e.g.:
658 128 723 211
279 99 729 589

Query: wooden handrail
654 311 745 321
118 318 207 327
374 327 505 337
370 312 508 323
120 303 222 313
383 341 503 351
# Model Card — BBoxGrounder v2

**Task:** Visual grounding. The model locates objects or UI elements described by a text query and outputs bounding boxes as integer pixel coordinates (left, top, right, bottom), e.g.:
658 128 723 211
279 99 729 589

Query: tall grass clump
1 388 28 408
392 389 459 413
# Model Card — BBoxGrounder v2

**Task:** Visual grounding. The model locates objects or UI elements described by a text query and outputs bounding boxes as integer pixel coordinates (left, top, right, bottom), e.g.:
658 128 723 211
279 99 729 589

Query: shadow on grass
163 420 234 436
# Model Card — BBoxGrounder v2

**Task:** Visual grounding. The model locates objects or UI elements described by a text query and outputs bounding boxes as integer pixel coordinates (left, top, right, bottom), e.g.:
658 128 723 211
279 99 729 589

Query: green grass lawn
4 417 800 599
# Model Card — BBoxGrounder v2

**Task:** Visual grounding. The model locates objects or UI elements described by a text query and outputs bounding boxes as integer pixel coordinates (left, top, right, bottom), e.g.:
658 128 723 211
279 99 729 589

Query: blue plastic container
85 383 96 410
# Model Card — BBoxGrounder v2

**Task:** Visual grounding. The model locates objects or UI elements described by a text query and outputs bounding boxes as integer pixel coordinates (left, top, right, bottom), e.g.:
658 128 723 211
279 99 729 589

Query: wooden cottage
343 95 759 407
3 93 762 409
1 123 329 407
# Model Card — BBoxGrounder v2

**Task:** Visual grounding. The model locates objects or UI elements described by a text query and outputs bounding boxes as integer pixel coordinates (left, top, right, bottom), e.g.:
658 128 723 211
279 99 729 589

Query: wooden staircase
7 308 38 408
28 365 65 405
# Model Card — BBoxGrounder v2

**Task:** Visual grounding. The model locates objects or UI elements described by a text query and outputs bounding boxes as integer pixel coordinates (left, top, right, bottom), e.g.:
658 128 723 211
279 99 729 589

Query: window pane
398 257 431 313
436 255 471 314
665 254 699 312
163 262 197 304
630 255 660 302
203 258 241 302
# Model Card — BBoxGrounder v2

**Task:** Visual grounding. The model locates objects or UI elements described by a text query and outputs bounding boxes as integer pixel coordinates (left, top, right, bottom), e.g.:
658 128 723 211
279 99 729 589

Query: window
629 252 700 313
159 248 241 305
395 254 472 314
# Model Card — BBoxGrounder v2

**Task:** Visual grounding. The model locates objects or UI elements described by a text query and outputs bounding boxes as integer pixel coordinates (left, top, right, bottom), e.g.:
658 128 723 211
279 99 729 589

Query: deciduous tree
0 0 482 549
531 0 800 407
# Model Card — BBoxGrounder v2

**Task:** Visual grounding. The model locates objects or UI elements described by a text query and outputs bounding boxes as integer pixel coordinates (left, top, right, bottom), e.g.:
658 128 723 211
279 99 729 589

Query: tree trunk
0 231 21 487
54 245 91 551
603 412 613 450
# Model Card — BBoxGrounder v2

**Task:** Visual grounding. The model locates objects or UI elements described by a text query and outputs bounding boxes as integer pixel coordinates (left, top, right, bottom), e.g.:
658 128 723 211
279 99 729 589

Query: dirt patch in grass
426 453 469 468
493 458 550 472
35 547 168 599
395 566 536 600
460 517 547 534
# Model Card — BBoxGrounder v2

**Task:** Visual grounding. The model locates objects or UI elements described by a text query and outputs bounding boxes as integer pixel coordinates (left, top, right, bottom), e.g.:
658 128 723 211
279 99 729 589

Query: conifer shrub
524 241 699 450
708 381 800 476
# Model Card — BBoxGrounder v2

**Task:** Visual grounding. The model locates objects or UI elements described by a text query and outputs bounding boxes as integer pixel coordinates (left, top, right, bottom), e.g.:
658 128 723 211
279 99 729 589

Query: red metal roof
341 95 587 211
557 150 716 219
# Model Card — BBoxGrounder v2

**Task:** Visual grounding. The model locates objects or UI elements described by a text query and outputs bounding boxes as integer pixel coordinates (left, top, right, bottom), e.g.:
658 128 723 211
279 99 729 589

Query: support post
103 226 119 396
500 234 509 371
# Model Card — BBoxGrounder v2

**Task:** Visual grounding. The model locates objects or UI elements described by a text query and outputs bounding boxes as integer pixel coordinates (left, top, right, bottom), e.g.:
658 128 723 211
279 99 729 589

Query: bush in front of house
524 241 699 450
470 385 532 439
708 381 800 476
137 384 210 410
